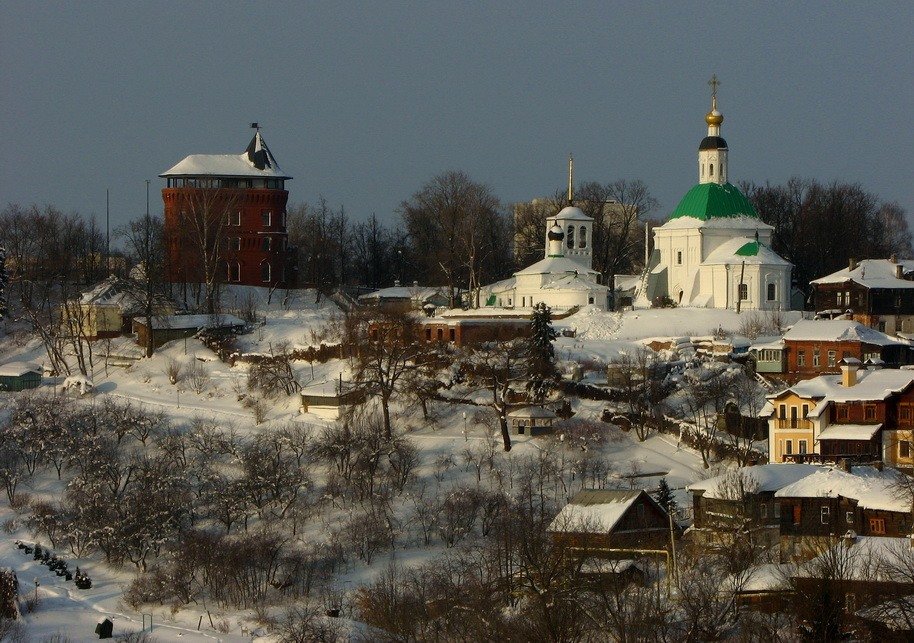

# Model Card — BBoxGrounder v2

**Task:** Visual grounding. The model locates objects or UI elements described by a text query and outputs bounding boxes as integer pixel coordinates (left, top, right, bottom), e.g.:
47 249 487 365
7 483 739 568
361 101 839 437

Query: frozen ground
0 301 778 639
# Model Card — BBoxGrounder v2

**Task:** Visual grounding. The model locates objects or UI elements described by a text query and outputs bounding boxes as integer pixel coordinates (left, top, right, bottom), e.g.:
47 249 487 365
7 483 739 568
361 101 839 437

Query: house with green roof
645 80 792 310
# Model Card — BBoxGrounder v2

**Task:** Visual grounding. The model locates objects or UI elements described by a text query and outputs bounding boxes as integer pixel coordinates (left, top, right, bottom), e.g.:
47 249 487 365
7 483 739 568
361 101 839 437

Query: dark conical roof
245 131 279 170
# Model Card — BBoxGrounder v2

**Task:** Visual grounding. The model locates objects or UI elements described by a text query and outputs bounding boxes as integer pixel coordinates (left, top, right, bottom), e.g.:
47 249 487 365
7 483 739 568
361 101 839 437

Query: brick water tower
160 125 292 288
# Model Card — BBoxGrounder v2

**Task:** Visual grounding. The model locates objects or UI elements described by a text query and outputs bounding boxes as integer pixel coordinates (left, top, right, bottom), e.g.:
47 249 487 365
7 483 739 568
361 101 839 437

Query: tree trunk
499 412 511 452
381 393 392 441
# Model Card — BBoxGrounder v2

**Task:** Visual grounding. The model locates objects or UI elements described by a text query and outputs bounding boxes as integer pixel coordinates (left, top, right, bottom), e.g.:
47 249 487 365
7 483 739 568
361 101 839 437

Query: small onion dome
547 224 564 241
705 108 723 127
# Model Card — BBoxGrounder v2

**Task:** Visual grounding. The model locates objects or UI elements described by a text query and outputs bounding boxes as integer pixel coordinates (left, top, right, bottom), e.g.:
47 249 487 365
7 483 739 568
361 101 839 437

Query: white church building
480 161 611 311
646 79 792 310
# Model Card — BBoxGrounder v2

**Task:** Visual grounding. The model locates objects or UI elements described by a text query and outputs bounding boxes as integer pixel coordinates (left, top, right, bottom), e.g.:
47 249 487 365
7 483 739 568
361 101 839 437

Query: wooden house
765 359 914 465
0 362 42 391
547 489 672 553
774 465 913 560
779 319 912 380
811 256 914 336
687 464 819 548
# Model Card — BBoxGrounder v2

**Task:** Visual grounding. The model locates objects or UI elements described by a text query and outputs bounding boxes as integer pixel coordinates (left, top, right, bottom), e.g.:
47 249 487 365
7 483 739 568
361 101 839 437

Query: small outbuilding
0 362 42 391
507 406 557 435
132 314 246 350
300 380 366 420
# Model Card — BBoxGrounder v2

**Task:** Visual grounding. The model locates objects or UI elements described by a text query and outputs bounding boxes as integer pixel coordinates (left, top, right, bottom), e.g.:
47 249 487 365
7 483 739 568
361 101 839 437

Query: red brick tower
160 127 291 288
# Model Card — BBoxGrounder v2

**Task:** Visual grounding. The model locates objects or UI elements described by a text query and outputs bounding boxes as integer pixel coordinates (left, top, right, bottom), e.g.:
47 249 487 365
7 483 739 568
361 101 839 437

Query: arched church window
261 261 271 283
709 163 714 176
566 225 575 249
579 226 587 248
767 283 776 301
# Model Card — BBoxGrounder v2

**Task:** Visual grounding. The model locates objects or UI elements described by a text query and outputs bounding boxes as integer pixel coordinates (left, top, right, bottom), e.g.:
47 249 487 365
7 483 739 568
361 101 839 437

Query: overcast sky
2 2 912 233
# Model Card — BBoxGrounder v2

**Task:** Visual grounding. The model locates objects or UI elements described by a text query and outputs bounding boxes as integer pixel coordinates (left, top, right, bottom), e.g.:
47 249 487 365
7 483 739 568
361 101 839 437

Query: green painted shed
0 362 42 391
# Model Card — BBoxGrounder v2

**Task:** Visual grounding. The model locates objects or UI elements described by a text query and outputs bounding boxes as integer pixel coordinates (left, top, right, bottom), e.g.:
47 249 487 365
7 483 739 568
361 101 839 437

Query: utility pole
106 189 110 275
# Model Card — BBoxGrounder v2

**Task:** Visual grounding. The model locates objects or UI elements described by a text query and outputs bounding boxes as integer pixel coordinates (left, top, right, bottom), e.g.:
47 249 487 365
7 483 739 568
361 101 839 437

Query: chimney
849 258 858 271
413 280 419 288
891 253 898 264
840 357 861 387
393 279 400 287
843 530 857 548
895 264 904 279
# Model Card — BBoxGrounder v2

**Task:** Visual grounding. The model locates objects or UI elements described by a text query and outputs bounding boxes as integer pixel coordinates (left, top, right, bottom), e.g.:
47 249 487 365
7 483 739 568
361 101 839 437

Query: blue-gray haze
1 2 912 233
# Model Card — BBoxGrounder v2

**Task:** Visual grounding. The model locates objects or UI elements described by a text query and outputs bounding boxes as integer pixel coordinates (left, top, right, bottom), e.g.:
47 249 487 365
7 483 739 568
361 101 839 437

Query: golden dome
705 109 723 126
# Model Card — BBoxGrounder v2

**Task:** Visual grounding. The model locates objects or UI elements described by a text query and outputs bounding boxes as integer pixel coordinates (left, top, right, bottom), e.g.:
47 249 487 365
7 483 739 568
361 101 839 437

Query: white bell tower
698 74 729 185
544 154 594 268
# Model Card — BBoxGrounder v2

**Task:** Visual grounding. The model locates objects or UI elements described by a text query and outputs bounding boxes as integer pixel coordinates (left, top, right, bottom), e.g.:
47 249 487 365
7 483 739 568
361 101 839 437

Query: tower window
262 237 272 252
261 211 272 227
261 261 271 282
566 225 575 249
227 210 241 226
227 262 241 282
767 283 776 301
230 237 241 251
676 251 682 265
709 163 714 176
579 226 587 249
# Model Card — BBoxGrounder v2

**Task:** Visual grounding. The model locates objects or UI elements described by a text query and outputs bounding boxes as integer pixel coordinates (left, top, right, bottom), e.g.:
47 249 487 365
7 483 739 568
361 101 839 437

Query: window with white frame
821 506 830 524
261 261 271 282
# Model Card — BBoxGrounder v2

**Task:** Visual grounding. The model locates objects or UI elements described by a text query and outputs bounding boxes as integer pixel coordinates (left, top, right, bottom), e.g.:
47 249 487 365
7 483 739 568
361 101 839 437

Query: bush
651 295 676 308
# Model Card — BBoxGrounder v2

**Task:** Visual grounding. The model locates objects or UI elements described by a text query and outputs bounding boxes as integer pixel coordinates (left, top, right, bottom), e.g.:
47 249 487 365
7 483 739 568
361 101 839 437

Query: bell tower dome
698 75 728 185
544 154 594 268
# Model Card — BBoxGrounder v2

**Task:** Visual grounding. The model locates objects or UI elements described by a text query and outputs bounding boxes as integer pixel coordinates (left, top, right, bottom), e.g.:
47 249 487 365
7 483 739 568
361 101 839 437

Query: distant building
0 363 42 391
60 276 174 341
358 283 449 313
811 256 914 335
645 79 792 310
160 127 291 288
479 164 610 312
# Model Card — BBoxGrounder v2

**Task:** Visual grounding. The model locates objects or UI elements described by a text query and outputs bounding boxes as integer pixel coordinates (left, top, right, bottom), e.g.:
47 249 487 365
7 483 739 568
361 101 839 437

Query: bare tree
119 213 167 357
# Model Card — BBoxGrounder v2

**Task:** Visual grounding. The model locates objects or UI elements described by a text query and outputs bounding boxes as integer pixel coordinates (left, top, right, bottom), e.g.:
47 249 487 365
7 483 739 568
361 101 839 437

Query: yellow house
60 277 173 341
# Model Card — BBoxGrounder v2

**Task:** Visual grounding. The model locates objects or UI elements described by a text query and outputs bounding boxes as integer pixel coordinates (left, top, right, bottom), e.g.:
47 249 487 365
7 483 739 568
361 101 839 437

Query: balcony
773 418 814 431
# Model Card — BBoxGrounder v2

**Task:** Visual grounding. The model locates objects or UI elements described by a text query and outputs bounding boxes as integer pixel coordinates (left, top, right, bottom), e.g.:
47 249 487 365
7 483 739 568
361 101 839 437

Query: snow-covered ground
0 300 781 638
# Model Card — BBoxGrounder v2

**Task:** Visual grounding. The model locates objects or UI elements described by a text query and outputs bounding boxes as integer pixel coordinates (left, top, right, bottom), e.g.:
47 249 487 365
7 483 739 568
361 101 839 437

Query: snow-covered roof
702 237 791 267
657 214 773 231
0 362 41 377
548 205 593 222
817 423 882 441
782 319 901 346
161 131 291 179
540 273 610 292
507 406 557 419
771 368 914 406
580 558 642 575
358 286 444 301
775 466 910 513
515 256 599 277
614 274 641 292
687 464 820 499
547 489 648 533
811 258 914 289
730 563 794 593
136 314 246 330
856 594 914 630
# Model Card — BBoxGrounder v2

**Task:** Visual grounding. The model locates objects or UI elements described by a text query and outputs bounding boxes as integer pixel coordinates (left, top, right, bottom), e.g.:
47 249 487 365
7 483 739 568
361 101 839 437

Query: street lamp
462 411 468 441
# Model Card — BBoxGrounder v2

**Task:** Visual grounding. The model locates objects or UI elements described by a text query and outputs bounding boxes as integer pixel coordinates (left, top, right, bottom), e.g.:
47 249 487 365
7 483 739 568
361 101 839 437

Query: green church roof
669 182 758 221
735 241 760 256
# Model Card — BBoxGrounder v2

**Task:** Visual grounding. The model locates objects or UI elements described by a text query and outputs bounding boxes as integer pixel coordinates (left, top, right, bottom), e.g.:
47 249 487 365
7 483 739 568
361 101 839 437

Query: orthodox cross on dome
567 153 574 205
708 74 720 106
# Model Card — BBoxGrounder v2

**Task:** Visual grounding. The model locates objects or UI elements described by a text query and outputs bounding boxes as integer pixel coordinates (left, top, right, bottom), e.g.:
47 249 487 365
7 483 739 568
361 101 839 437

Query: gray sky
2 2 912 232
